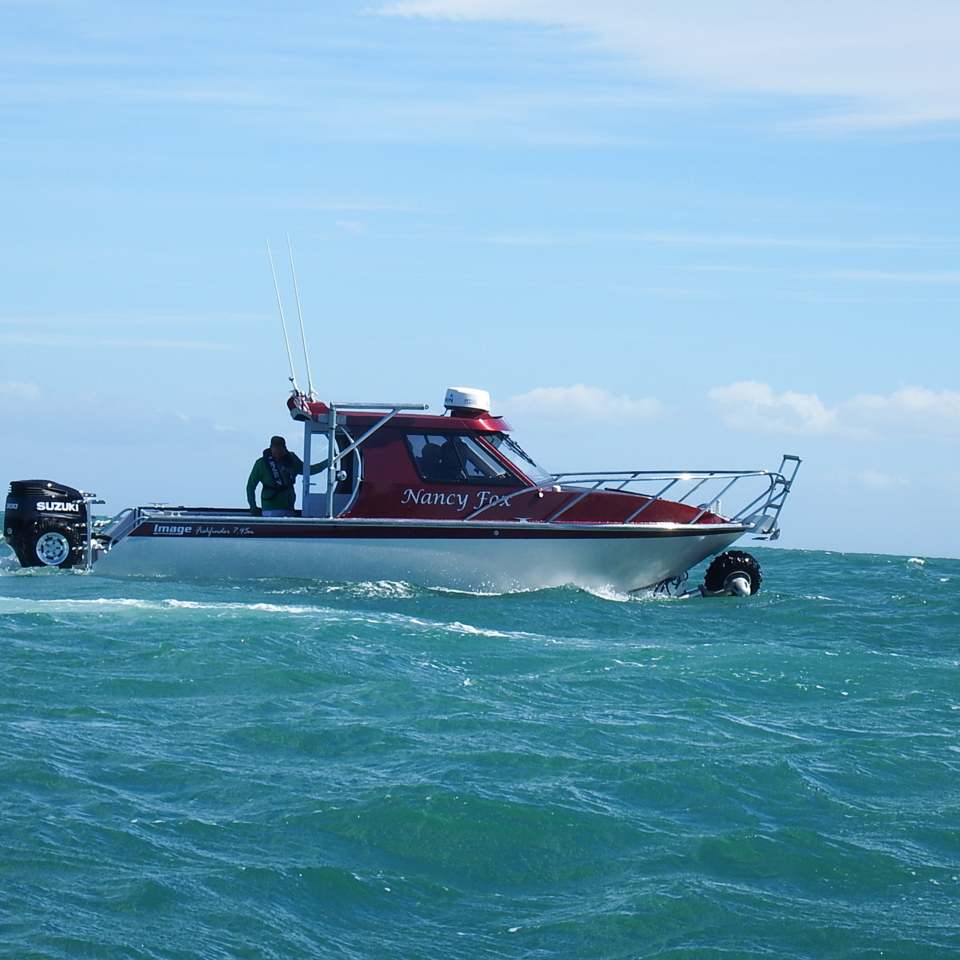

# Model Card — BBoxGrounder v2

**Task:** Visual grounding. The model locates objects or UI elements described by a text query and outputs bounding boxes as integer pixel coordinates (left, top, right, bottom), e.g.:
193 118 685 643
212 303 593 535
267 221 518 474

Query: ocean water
1 544 958 960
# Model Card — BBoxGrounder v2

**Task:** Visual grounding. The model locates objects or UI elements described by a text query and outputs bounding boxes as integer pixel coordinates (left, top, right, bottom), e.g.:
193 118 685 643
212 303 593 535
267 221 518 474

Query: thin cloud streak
479 231 960 251
267 196 419 214
827 270 960 285
680 265 960 289
382 1 960 132
0 333 239 352
0 313 269 331
0 80 283 108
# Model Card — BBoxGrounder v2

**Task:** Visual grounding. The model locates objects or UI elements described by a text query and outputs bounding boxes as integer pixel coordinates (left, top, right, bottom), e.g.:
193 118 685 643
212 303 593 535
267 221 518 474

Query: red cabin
288 386 726 527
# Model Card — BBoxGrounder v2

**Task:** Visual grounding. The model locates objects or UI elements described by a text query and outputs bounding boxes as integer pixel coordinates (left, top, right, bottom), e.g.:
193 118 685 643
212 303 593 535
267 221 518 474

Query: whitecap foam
162 598 336 616
426 584 541 598
0 593 564 645
431 581 651 603
319 580 419 599
581 584 633 603
0 556 63 577
0 595 342 618
443 620 536 639
0 596 167 614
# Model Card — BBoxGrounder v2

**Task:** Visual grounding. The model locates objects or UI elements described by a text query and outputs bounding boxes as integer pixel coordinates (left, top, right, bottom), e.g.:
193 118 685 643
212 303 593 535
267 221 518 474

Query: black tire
703 550 762 595
33 523 79 568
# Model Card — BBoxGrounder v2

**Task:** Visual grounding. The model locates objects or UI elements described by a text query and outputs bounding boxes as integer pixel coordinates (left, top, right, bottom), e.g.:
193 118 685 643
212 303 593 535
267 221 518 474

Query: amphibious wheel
703 550 762 596
34 526 76 568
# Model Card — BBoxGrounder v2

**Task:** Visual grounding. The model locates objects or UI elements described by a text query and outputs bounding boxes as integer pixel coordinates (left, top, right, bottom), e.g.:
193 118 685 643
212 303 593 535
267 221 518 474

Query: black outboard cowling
4 480 88 568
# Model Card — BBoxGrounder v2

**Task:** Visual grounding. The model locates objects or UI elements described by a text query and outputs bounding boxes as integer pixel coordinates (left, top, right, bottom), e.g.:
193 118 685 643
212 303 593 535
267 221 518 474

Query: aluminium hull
95 518 749 592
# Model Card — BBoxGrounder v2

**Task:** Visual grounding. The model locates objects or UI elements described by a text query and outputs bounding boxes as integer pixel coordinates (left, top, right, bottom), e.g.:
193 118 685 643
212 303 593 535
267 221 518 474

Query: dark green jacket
246 450 305 512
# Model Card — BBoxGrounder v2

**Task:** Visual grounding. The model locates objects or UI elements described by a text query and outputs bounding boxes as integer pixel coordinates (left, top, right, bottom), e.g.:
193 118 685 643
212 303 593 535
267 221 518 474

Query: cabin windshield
486 433 552 485
406 433 517 485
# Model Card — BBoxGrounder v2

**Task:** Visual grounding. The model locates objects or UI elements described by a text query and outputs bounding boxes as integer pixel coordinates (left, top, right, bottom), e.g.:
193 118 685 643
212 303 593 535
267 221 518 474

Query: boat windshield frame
483 432 553 486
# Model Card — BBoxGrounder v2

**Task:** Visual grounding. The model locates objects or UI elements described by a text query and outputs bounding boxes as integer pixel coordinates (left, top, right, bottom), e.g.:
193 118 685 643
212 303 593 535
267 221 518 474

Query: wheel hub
35 531 71 566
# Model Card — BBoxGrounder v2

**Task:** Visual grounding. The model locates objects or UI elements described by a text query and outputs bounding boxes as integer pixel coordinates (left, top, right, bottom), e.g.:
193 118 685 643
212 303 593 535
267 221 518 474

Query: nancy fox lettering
401 488 470 511
401 488 511 512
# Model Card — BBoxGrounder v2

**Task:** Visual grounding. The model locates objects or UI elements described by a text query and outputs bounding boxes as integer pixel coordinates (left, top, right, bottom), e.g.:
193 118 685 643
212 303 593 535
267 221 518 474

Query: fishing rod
286 234 315 399
266 239 300 393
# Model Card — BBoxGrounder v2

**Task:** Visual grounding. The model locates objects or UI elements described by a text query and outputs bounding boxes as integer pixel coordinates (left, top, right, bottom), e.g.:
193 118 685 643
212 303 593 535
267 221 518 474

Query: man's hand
250 506 262 517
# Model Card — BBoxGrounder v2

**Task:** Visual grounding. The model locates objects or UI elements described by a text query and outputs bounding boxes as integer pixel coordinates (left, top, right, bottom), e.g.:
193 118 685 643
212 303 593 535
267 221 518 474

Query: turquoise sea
1 543 958 959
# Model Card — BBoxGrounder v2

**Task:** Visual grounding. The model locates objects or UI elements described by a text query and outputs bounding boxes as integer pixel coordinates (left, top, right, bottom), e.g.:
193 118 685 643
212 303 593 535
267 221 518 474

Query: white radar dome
444 386 491 416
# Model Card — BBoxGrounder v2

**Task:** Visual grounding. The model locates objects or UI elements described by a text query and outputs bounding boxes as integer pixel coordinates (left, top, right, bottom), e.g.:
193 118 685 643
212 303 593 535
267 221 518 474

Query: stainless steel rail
320 401 429 519
466 455 801 538
96 507 140 544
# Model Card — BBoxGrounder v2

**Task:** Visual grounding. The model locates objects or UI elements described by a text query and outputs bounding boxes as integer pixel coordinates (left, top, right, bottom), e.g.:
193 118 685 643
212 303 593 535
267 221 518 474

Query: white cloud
708 382 960 437
334 220 367 235
707 381 837 435
0 381 40 402
848 387 960 429
857 470 908 490
505 384 662 422
382 1 960 130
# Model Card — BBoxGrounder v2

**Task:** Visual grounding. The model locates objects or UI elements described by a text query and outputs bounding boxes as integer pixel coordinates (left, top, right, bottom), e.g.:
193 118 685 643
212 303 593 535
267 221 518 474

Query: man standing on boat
246 435 320 517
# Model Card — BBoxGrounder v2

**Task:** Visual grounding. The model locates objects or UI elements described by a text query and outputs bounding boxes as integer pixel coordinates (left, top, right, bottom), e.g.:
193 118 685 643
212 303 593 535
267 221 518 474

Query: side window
406 434 516 485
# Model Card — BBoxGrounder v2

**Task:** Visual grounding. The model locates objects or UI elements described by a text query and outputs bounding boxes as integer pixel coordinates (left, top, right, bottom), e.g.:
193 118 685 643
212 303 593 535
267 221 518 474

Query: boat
3 385 800 594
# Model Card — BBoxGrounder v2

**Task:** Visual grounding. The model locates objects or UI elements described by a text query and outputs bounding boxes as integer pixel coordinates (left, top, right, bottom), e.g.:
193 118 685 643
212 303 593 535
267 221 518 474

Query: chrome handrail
466 456 801 538
320 401 429 519
96 507 140 544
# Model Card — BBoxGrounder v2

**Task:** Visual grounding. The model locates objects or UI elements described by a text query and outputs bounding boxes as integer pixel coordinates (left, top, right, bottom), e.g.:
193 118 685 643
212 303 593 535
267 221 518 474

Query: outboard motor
4 480 88 568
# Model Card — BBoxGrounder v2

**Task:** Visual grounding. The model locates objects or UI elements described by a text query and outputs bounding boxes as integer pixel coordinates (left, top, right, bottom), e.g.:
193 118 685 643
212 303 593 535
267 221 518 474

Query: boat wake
0 594 555 642
0 554 57 576
103 574 655 604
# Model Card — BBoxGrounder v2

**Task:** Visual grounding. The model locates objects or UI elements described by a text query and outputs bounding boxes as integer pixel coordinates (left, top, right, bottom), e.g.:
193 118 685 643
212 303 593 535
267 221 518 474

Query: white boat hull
96 522 747 592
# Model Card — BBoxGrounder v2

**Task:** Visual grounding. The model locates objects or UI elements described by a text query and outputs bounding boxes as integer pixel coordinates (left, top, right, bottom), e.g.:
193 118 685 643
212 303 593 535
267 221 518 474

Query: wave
264 577 656 604
315 580 419 600
0 596 334 615
0 595 559 644
442 620 544 640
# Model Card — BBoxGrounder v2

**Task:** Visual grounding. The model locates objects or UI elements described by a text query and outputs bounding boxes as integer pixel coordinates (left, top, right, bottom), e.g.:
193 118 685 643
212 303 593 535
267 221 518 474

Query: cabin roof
341 412 511 433
288 397 511 433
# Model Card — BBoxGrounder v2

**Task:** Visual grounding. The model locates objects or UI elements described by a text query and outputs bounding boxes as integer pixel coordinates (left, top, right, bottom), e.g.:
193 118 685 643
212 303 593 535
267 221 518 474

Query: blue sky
2 1 958 557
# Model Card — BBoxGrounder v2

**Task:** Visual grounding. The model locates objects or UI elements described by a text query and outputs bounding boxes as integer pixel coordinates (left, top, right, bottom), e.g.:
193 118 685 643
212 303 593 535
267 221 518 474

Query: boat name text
401 488 511 511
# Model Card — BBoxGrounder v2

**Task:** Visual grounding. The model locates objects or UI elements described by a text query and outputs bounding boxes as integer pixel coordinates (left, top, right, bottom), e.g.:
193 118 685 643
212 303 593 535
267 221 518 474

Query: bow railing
467 455 801 538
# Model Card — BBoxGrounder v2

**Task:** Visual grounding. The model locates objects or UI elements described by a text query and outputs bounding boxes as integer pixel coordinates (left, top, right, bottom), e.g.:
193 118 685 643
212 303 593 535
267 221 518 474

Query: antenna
266 240 299 392
286 234 315 398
